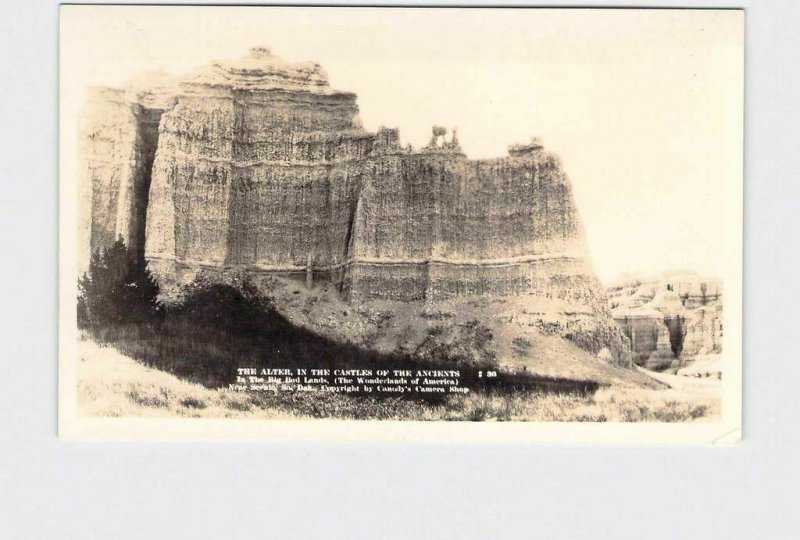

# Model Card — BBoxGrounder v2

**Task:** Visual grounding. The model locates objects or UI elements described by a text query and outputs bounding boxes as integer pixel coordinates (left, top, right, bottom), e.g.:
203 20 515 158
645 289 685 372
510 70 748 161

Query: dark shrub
77 238 161 327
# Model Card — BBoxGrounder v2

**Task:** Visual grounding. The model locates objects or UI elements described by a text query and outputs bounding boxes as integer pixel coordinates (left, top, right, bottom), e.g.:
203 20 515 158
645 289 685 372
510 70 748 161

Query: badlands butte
82 47 670 387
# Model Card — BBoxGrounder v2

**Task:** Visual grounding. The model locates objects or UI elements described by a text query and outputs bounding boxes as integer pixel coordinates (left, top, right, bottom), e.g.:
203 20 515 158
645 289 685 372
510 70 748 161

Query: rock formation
606 272 723 370
82 73 177 262
81 47 634 371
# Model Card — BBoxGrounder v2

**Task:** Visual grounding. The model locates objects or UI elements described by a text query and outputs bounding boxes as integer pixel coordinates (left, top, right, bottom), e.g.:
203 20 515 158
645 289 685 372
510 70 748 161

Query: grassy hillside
76 239 716 422
77 337 719 422
183 273 660 389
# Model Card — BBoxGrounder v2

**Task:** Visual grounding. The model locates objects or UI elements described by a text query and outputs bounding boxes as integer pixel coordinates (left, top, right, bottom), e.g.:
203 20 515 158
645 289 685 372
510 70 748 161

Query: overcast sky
61 6 743 284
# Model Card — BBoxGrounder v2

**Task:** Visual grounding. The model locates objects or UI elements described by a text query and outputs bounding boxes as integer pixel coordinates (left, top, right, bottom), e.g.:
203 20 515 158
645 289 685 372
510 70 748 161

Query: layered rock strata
83 74 177 261
82 47 630 367
607 273 722 370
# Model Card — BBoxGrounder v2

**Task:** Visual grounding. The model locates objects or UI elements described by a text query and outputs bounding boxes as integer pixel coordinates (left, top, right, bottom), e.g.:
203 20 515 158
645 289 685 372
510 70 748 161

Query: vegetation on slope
78 338 717 422
77 240 599 400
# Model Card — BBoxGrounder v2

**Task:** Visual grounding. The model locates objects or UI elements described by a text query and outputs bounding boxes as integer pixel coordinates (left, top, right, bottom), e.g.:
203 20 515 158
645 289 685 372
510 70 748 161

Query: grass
77 280 718 423
78 337 719 422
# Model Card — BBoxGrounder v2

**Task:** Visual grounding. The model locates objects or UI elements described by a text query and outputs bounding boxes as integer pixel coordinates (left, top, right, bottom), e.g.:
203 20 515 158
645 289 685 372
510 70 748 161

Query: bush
77 238 161 327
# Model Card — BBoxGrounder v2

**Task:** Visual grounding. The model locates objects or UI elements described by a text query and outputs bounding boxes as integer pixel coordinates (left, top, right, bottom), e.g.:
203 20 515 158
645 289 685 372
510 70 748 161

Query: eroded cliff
81 47 634 372
607 272 723 371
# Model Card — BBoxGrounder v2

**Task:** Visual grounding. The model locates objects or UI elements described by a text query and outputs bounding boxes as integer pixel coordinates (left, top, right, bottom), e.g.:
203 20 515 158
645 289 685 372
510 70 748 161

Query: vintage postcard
59 6 743 442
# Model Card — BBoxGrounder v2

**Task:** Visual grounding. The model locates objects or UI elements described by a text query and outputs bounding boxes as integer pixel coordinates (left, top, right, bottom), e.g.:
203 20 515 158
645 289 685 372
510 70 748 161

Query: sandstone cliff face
607 273 722 370
145 48 374 284
346 149 599 306
83 88 161 260
82 73 177 263
82 47 632 369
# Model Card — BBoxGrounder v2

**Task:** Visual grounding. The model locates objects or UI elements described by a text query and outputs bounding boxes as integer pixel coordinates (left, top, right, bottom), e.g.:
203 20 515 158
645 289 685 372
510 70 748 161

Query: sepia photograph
12 0 800 537
58 6 743 441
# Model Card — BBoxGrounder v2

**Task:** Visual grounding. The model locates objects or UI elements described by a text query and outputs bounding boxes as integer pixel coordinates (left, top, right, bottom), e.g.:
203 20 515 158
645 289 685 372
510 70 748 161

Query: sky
60 6 743 284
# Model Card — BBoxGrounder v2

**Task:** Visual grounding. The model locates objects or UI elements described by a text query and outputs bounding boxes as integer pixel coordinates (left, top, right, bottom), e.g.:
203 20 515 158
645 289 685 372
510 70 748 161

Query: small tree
77 238 161 327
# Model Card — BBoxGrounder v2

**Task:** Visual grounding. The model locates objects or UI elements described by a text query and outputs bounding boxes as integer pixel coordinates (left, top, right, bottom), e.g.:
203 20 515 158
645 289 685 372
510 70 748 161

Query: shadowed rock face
84 88 162 260
81 48 631 367
83 74 177 262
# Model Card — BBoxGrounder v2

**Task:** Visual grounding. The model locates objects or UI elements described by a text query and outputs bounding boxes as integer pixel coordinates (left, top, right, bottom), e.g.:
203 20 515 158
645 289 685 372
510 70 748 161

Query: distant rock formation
606 272 722 370
81 47 633 369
